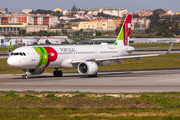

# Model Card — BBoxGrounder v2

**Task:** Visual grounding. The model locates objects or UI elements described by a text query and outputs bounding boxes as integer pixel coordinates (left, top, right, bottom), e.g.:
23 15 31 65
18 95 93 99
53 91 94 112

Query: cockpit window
10 52 26 56
14 53 19 55
23 53 26 56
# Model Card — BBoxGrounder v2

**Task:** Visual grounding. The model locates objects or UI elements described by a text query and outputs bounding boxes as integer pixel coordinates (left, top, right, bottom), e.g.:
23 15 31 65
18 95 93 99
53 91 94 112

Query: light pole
10 17 11 36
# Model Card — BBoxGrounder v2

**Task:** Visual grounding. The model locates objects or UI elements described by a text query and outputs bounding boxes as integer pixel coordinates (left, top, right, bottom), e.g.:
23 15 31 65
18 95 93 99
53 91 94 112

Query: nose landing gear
22 75 28 79
22 69 29 79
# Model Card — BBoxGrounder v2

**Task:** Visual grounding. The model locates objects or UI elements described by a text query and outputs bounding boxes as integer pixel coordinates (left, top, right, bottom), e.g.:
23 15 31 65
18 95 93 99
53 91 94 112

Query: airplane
6 14 173 79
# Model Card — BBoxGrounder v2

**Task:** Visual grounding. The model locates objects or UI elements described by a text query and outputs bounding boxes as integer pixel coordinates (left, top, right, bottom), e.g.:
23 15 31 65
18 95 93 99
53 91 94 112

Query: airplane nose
7 57 15 67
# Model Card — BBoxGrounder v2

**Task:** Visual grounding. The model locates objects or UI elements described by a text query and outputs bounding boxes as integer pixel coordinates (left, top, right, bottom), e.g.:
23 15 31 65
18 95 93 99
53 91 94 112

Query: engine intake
78 62 98 75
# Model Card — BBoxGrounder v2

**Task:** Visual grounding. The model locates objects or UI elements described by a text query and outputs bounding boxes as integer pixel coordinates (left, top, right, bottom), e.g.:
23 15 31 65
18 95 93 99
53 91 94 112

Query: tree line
29 9 62 17
148 9 180 37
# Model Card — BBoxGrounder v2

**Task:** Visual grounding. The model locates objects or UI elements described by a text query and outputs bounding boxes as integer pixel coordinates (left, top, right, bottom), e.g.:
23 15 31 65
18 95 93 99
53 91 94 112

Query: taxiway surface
0 69 180 93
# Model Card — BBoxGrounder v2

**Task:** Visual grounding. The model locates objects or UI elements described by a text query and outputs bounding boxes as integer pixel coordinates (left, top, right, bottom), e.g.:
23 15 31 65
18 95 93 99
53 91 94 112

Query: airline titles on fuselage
60 48 77 54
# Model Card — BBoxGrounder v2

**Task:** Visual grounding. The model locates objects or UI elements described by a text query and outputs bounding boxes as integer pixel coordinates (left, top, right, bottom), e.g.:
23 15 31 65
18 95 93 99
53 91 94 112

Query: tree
38 30 48 36
96 31 102 36
19 29 26 36
71 4 77 15
155 17 180 37
133 14 139 18
5 8 8 13
97 12 105 17
148 9 165 29
84 11 88 15
32 32 37 36
45 40 51 44
60 24 64 29
115 26 121 35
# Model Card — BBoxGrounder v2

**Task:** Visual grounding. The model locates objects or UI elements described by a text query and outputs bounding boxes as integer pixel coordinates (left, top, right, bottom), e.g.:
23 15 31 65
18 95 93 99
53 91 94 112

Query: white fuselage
7 44 135 69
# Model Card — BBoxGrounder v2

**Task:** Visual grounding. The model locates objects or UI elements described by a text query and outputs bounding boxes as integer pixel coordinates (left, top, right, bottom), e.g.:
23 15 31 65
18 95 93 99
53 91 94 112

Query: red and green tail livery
7 41 12 54
114 14 132 46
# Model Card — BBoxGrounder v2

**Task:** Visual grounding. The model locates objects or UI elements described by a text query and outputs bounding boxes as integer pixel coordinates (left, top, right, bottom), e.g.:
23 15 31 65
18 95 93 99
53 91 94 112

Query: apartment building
72 20 116 31
102 8 128 17
90 18 124 27
21 9 32 14
0 14 58 28
131 18 150 30
135 9 153 17
0 23 48 35
63 8 128 18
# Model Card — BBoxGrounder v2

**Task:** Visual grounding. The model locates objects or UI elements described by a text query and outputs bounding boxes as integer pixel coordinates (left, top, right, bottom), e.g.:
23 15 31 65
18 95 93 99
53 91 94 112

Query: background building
21 9 32 14
72 20 116 31
131 18 150 30
0 14 58 28
135 9 153 17
53 8 62 12
0 23 48 35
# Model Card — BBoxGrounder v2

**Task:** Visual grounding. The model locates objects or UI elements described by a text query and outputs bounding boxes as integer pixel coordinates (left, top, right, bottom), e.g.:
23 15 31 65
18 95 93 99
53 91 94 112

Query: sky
1 0 180 13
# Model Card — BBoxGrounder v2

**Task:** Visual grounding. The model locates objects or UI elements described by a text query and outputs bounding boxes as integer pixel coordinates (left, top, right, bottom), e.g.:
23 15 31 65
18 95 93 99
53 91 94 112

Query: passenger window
20 53 23 56
23 53 26 56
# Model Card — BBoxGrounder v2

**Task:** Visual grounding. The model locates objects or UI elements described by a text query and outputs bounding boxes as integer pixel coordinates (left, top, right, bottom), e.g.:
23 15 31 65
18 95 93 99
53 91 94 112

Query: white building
0 36 5 46
21 9 33 14
131 18 150 30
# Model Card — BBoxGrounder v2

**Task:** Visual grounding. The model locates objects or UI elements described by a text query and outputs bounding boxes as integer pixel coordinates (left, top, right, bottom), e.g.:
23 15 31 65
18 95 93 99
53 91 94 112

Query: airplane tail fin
114 14 132 46
7 41 12 55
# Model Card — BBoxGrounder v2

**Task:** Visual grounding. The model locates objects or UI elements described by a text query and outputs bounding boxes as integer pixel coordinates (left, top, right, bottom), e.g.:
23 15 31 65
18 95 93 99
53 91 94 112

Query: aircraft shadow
11 72 132 79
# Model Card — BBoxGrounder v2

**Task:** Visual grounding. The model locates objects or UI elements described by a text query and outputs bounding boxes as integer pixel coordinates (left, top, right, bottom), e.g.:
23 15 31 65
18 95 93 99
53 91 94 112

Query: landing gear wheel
53 71 57 77
22 75 28 79
53 70 63 77
57 70 63 77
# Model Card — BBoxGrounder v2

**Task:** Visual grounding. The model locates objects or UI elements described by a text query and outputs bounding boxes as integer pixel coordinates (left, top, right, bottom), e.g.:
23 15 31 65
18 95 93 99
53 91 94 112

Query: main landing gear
53 69 63 77
88 73 97 77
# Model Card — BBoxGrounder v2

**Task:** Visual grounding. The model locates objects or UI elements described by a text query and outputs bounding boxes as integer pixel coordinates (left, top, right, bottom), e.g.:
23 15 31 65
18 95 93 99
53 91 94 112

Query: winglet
159 42 174 55
7 41 12 55
167 42 173 54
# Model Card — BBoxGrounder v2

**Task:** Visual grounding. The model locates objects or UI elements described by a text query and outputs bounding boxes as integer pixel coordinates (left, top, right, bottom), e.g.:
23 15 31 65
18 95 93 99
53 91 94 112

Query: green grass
0 53 180 74
1 91 180 119
130 43 180 49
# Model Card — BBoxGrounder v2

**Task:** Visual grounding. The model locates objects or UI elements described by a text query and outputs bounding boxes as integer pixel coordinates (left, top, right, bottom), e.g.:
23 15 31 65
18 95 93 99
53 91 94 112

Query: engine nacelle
77 62 98 75
23 68 45 75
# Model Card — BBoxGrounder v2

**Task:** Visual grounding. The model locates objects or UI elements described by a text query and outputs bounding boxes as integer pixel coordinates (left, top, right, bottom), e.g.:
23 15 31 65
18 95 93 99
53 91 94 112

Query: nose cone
7 57 23 68
7 57 15 67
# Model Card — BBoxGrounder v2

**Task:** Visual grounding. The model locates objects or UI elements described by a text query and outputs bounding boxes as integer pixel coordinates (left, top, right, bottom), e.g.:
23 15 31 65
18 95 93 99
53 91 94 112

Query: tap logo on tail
114 14 132 46
7 41 12 54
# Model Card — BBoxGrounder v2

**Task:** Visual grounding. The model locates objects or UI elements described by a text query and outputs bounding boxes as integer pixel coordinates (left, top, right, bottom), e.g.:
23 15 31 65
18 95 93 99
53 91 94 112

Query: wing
71 43 173 64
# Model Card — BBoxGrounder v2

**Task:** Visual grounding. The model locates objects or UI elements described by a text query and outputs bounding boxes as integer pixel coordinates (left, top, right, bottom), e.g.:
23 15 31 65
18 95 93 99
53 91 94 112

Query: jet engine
77 62 98 75
23 68 45 75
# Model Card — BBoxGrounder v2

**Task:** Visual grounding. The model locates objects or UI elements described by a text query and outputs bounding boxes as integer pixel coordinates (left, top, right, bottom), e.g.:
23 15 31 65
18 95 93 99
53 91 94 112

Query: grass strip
0 91 180 119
